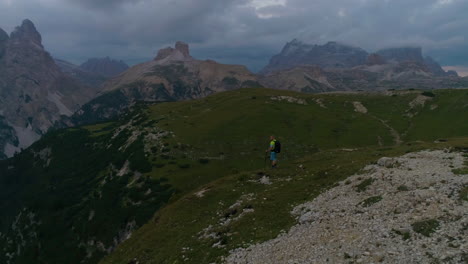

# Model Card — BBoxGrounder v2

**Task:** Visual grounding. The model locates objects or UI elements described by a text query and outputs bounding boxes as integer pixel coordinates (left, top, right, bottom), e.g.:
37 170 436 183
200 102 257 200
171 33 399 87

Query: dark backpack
274 140 281 153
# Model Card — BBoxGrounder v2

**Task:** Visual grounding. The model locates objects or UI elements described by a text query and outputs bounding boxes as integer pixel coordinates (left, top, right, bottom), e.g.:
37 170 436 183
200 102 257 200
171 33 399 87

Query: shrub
452 167 468 175
355 178 374 192
397 185 409 191
178 163 191 169
154 163 165 168
198 158 210 164
459 186 468 201
421 91 436 97
359 196 382 207
412 219 439 237
393 229 411 240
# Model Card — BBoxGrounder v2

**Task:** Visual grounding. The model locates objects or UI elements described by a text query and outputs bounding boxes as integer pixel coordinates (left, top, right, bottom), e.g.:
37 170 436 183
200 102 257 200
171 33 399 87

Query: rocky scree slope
226 150 468 264
0 20 99 159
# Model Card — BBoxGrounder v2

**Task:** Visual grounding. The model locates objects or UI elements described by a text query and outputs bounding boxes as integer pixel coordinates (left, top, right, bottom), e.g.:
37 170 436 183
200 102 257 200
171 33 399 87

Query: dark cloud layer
0 0 467 72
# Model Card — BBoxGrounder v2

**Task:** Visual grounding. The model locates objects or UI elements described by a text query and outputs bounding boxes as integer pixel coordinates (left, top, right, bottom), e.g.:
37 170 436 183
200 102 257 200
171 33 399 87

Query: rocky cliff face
69 42 260 125
260 41 463 92
377 47 453 77
0 20 99 158
80 57 129 77
261 39 369 74
377 47 425 63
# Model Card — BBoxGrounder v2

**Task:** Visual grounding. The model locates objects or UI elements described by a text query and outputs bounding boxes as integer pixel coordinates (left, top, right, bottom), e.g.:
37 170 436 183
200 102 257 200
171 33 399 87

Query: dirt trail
371 115 403 146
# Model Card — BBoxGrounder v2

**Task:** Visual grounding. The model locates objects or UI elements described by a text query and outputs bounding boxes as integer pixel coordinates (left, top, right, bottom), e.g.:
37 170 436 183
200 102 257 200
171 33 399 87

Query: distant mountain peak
10 19 42 47
0 27 8 58
154 41 194 62
262 39 369 74
0 19 99 159
80 57 129 77
0 27 8 41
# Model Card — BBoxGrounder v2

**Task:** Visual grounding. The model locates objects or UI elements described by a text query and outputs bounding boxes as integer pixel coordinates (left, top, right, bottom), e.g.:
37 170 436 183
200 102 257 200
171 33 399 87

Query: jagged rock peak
0 27 9 42
154 41 193 62
175 41 190 57
0 27 8 58
10 19 42 46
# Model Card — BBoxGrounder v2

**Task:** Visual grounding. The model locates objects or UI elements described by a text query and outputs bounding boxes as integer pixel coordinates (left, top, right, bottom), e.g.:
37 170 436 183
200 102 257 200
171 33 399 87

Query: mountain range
0 19 467 264
259 40 466 93
0 19 467 160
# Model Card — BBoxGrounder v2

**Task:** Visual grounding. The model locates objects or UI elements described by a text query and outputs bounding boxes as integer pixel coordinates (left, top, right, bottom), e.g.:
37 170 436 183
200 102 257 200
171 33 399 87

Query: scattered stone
270 96 308 105
195 188 210 198
377 157 398 168
259 176 272 185
352 101 368 114
225 150 467 264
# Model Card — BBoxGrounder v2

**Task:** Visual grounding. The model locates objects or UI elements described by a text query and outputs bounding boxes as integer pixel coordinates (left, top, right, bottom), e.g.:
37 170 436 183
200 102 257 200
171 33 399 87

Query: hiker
265 135 281 168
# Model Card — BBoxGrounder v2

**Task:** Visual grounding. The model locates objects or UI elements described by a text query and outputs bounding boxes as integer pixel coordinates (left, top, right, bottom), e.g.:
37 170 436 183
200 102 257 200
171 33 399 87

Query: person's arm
266 141 274 152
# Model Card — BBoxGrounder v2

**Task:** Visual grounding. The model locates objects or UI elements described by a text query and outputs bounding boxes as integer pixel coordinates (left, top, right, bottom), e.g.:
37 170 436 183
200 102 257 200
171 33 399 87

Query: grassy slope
99 88 468 264
0 110 175 264
0 87 466 264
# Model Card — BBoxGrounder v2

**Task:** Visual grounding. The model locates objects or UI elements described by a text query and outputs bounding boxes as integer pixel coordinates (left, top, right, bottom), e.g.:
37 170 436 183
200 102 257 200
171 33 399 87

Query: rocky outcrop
69 42 260 125
0 20 99 158
154 41 193 62
226 150 468 264
80 57 129 77
261 39 369 74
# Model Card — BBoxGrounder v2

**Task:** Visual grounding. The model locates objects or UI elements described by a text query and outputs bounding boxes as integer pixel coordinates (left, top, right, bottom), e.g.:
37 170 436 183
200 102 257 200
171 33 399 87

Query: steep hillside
99 89 468 264
68 42 260 125
1 88 467 264
0 20 99 159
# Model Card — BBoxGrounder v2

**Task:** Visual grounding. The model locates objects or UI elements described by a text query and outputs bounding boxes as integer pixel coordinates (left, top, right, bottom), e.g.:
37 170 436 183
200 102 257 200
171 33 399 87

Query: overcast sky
0 0 467 73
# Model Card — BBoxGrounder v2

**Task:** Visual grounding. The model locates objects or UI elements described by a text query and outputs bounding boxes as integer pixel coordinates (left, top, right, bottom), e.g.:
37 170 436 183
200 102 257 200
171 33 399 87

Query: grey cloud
65 0 142 10
0 0 467 72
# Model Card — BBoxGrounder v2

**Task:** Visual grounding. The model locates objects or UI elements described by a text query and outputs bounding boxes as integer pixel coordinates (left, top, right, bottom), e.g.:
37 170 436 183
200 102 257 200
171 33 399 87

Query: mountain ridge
67 41 260 126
